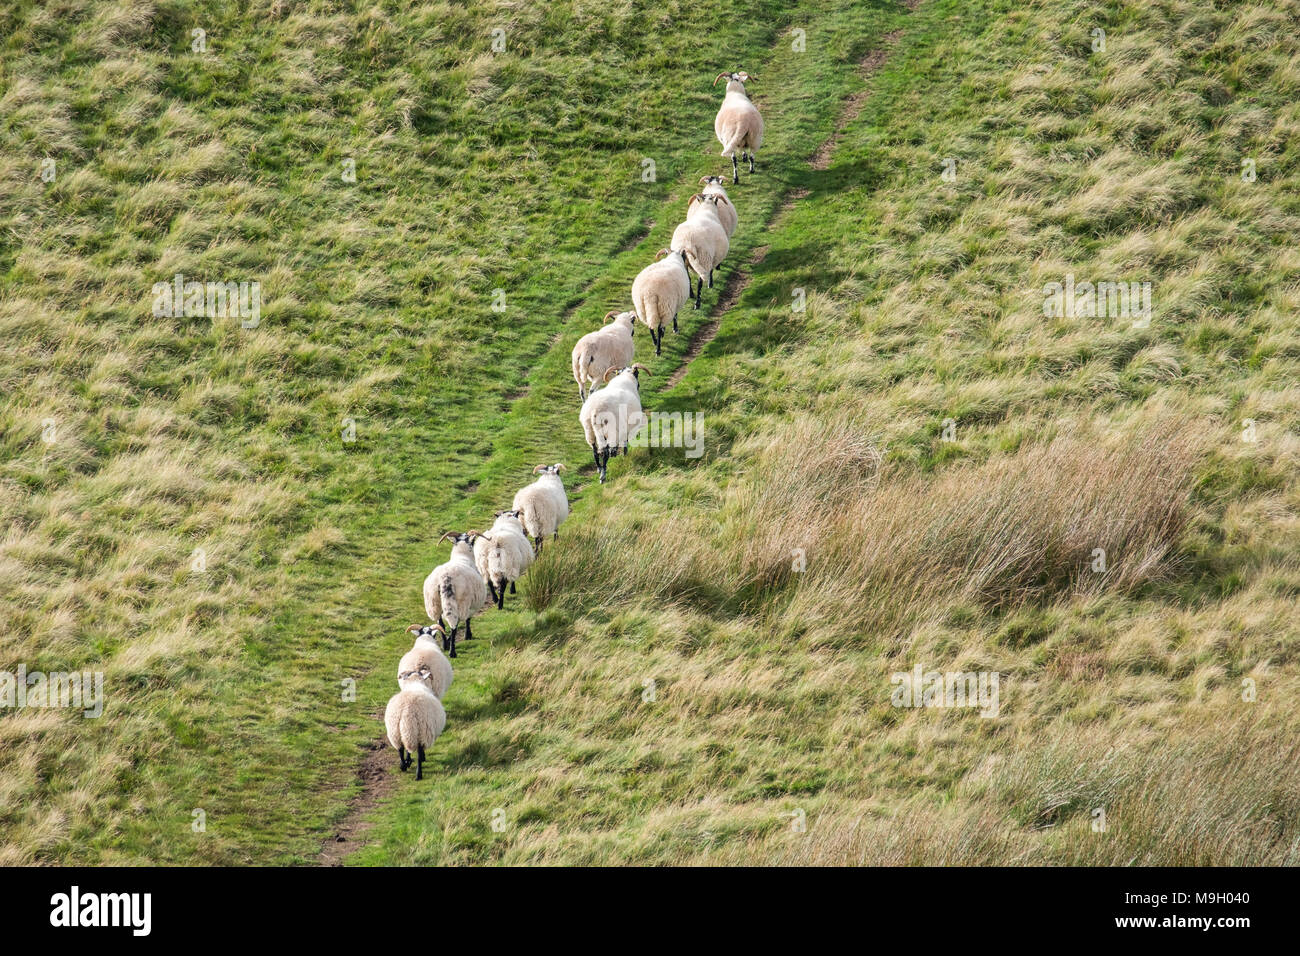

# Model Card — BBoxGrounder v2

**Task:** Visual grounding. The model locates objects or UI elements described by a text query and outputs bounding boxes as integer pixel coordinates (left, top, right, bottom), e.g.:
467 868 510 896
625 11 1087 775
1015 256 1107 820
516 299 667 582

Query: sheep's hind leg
748 151 756 174
695 277 703 309
447 626 458 658
416 745 425 781
672 313 678 333
731 154 739 184
510 581 516 595
708 268 714 289
398 745 409 771
464 616 473 641
497 581 505 610
486 580 499 605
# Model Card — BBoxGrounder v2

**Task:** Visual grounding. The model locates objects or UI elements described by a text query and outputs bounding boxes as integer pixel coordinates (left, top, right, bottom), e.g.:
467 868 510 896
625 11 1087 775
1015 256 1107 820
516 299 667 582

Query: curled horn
406 623 423 635
714 194 732 206
654 248 670 260
630 363 649 375
533 464 548 473
689 193 705 204
738 71 754 82
553 463 566 473
604 310 619 322
603 366 621 383
713 72 730 87
699 175 712 184
439 532 458 543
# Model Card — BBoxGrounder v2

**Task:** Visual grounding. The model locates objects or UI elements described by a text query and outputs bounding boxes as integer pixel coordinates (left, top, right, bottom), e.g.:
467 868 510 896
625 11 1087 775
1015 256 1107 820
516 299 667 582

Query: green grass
3 0 1299 865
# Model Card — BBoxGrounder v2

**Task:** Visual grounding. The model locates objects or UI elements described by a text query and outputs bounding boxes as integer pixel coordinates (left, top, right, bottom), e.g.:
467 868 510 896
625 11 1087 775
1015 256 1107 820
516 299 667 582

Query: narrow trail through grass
325 2 921 863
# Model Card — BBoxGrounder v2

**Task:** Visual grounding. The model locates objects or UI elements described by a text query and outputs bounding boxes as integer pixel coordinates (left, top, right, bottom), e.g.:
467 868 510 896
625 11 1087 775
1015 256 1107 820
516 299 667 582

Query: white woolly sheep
471 510 535 610
671 194 730 309
384 668 446 780
512 464 570 554
400 624 454 699
422 532 488 658
580 364 648 483
714 70 763 184
695 176 738 237
631 248 692 355
572 310 636 402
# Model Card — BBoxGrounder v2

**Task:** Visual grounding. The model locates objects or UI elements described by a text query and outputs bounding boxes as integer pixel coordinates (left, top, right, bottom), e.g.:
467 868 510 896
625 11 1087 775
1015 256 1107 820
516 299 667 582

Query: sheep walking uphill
671 194 730 309
422 532 487 658
572 310 636 402
714 70 763 184
696 176 738 237
472 510 535 609
400 624 454 698
512 464 570 554
631 248 692 356
384 667 446 780
580 364 648 483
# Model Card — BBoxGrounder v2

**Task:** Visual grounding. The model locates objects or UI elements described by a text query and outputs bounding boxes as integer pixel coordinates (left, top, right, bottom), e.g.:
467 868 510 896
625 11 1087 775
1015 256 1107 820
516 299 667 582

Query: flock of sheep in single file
385 70 763 780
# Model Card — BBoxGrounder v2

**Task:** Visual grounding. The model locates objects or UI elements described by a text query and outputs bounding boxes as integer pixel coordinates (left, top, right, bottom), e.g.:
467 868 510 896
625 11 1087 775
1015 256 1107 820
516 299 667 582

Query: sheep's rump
384 691 446 751
585 398 646 452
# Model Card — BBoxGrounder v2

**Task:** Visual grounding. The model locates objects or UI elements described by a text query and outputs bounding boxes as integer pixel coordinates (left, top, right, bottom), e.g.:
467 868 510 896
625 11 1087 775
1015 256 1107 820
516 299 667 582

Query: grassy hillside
3 0 1298 865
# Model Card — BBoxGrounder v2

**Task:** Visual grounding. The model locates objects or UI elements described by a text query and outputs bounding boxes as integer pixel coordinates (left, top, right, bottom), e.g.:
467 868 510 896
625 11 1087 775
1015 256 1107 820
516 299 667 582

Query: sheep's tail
641 292 666 330
487 542 509 583
518 500 541 539
440 578 456 621
577 351 596 387
397 708 424 751
720 126 748 158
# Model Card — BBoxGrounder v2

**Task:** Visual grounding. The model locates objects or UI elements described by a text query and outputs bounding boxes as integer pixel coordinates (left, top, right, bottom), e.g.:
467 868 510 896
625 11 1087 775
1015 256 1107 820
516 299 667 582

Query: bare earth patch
666 244 770 388
319 729 396 865
811 30 902 171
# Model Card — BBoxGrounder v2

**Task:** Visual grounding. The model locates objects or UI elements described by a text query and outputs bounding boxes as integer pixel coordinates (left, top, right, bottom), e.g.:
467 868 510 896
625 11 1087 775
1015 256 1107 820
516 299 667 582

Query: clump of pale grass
529 417 1202 646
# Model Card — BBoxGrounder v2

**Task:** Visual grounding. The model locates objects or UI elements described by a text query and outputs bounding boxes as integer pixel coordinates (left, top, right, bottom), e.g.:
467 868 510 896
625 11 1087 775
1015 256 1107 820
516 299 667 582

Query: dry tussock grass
532 418 1202 645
